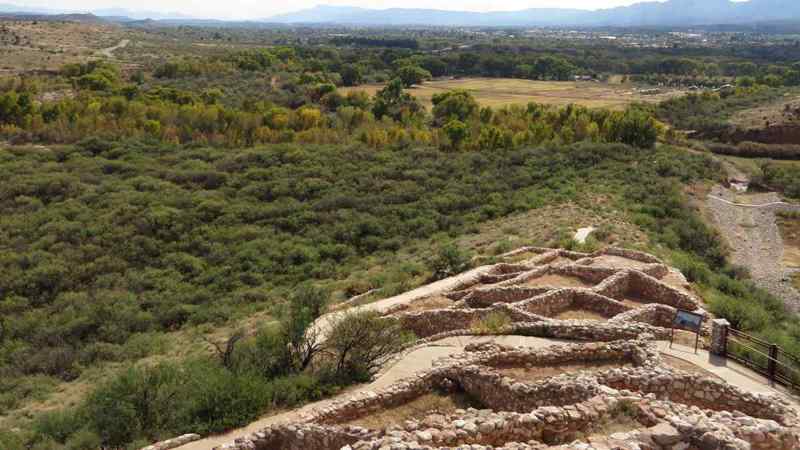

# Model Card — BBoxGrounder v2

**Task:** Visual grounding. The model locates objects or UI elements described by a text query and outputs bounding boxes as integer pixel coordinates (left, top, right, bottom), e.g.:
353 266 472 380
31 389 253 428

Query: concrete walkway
658 340 800 412
173 336 800 450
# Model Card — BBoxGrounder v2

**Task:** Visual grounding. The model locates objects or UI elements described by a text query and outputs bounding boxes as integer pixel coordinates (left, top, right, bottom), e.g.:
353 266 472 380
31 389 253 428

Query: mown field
341 78 685 110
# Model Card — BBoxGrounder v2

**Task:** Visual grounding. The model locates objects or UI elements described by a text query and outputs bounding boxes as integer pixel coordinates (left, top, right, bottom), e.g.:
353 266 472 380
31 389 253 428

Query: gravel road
706 185 800 312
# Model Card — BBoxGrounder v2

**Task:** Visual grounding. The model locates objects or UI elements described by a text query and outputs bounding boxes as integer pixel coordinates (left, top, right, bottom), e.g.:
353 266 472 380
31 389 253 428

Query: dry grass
457 198 649 259
496 360 632 383
341 78 684 110
522 274 592 288
0 20 127 72
729 92 800 130
776 215 800 268
553 309 608 321
344 392 483 429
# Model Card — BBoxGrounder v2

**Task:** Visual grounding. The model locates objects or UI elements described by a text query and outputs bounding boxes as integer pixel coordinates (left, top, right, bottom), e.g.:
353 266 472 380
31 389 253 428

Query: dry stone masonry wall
218 339 799 450
203 247 800 450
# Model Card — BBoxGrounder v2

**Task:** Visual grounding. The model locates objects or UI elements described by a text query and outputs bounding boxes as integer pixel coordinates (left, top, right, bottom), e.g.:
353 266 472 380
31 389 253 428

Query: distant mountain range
0 3 194 21
1 0 800 27
267 0 800 27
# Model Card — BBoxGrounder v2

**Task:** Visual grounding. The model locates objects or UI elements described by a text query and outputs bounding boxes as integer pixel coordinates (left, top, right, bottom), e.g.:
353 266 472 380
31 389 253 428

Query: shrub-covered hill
0 141 711 380
4 139 800 449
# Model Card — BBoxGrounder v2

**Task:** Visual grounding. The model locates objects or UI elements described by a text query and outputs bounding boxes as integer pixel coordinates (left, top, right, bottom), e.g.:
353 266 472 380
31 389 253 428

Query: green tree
604 109 658 149
326 311 414 382
442 119 469 150
396 65 431 88
372 78 423 121
340 65 363 87
432 90 479 126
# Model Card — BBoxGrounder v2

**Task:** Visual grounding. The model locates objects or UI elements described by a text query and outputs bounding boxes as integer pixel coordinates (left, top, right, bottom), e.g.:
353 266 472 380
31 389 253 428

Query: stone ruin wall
146 247 800 450
219 339 800 450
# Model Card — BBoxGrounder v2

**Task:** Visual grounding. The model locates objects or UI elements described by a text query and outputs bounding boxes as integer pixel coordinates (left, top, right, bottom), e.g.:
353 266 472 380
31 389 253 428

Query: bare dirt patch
344 392 483 430
618 292 656 308
403 295 455 313
577 416 644 444
496 360 632 383
553 309 608 321
661 354 723 381
522 274 593 288
776 215 800 268
590 255 650 270
341 78 684 110
542 256 577 266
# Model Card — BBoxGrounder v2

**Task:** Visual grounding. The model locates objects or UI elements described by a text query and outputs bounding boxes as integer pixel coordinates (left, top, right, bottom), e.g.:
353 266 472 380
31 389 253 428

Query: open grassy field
341 78 685 110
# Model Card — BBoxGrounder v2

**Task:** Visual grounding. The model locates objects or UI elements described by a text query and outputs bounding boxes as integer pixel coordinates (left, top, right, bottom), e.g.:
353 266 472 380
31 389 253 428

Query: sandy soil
497 360 631 383
523 273 593 288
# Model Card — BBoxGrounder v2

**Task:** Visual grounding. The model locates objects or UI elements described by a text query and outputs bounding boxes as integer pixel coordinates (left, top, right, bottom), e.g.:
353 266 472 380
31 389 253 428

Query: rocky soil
706 185 800 311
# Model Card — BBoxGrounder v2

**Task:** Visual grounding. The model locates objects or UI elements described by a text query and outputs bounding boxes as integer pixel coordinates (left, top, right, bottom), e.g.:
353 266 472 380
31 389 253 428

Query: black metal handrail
725 328 800 390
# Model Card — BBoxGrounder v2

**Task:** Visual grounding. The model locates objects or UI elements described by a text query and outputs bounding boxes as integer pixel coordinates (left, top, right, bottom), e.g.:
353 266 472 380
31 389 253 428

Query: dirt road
97 39 129 58
706 185 800 312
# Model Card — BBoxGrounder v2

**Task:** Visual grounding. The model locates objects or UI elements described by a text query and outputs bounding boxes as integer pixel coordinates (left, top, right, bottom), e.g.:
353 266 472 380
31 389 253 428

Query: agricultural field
341 77 685 109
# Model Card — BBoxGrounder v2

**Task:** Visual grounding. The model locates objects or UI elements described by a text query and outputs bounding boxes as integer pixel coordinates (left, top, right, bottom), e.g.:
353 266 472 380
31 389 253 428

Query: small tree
432 90 479 125
604 109 658 149
442 119 469 150
340 65 363 87
205 329 245 370
326 311 414 382
428 242 472 280
284 283 328 372
372 78 423 121
396 65 431 88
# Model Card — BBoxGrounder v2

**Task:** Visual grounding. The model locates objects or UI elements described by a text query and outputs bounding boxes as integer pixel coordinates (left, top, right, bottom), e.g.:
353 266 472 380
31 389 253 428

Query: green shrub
83 364 184 446
181 361 271 435
33 409 82 444
471 312 512 334
428 243 472 280
64 429 102 450
326 311 415 382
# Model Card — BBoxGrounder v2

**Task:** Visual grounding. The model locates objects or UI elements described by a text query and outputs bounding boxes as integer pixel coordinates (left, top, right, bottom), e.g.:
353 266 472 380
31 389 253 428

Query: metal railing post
769 344 779 382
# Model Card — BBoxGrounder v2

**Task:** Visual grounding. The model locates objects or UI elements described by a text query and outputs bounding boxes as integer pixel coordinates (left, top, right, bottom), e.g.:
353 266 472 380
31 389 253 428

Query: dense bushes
656 87 786 136
0 141 712 386
761 162 800 198
18 307 411 449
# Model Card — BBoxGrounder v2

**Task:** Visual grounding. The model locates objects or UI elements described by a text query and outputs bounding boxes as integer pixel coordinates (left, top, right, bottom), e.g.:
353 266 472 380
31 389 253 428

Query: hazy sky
12 0 656 20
